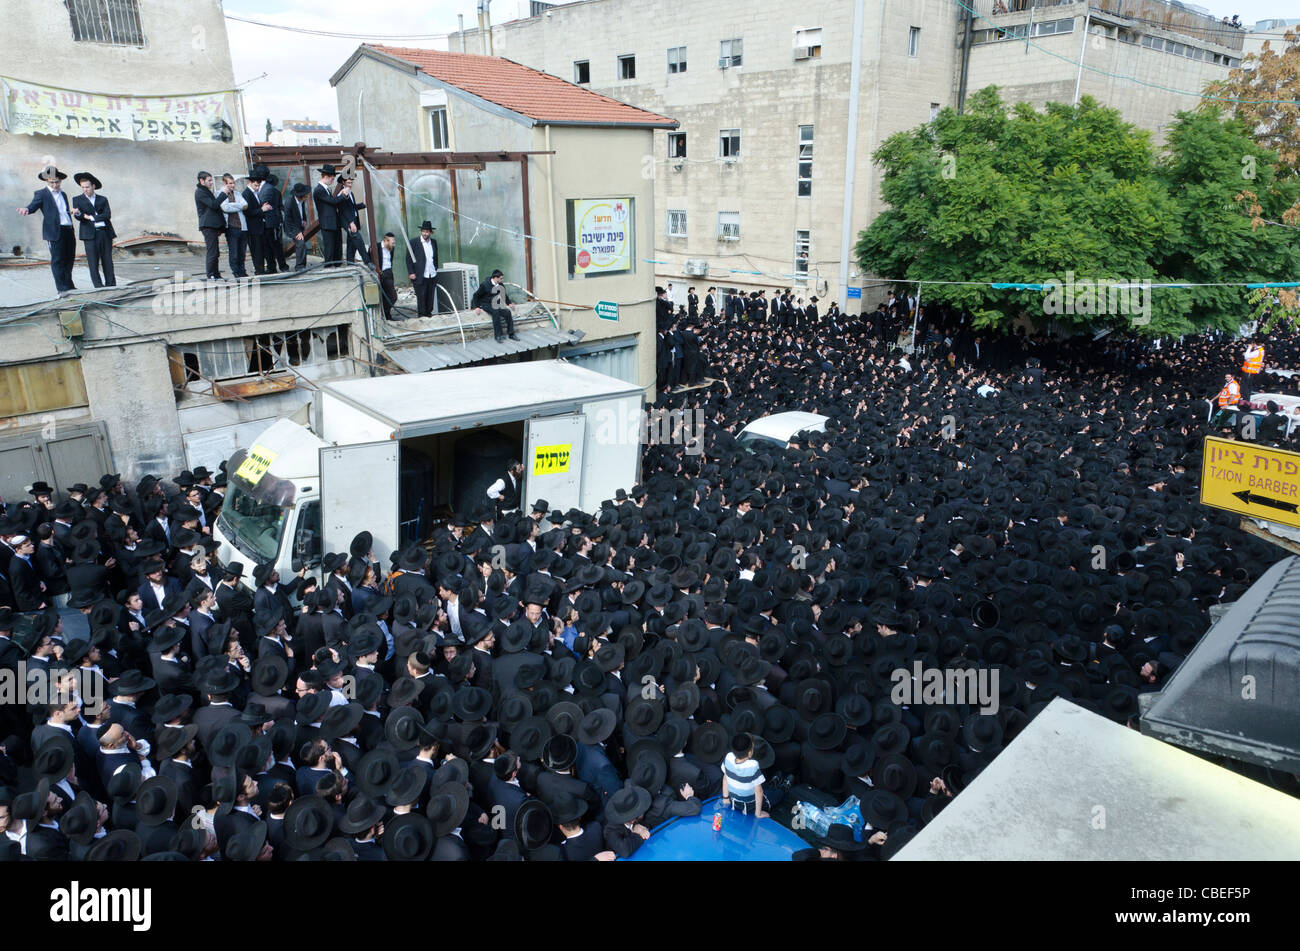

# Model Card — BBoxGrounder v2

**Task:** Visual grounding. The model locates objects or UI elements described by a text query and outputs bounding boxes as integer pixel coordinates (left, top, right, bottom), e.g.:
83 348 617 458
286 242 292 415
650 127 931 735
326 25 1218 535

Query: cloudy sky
223 0 1297 141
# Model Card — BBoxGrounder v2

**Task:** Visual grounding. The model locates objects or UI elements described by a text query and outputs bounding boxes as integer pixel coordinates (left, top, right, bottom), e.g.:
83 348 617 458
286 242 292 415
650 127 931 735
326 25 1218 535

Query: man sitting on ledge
472 268 518 343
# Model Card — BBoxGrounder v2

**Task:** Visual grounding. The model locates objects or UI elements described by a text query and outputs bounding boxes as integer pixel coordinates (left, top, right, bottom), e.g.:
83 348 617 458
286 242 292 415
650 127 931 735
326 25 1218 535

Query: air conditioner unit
685 259 709 276
718 57 729 68
793 46 811 60
434 262 480 311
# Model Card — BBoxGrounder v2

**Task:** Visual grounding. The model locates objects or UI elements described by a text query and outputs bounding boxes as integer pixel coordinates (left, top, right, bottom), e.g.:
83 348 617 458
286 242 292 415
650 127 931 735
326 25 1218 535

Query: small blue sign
846 287 862 299
595 300 619 321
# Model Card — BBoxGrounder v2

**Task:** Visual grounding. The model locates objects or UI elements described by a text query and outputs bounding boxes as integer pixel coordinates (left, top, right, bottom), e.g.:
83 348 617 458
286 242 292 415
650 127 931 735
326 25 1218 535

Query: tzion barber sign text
1200 436 1300 528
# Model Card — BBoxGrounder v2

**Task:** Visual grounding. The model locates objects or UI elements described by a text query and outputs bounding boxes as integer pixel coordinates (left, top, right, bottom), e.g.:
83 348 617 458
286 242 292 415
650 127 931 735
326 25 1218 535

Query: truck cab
213 418 326 583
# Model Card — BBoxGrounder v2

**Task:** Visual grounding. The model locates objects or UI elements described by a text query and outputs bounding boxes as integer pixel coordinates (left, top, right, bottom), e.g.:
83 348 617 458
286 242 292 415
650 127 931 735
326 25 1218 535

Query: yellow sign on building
533 443 573 476
1200 436 1300 528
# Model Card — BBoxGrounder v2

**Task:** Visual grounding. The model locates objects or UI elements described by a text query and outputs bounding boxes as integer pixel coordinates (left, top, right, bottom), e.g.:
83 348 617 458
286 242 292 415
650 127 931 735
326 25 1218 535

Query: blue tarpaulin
621 797 811 861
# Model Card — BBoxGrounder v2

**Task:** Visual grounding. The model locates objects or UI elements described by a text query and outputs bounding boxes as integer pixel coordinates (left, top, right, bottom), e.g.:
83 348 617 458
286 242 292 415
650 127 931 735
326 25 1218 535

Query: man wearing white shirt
71 172 116 287
17 165 78 293
406 221 440 318
378 232 399 320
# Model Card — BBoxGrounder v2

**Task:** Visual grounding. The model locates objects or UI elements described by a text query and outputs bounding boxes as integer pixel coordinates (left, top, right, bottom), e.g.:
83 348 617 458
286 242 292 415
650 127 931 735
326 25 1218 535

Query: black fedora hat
33 732 76 781
356 748 401 799
689 721 728 764
603 782 652 825
426 781 471 837
85 828 141 862
514 798 554 852
284 795 335 852
386 764 430 808
576 708 616 746
452 686 493 722
382 812 435 861
862 789 909 830
338 795 387 835
545 699 583 737
209 722 251 768
510 715 553 762
873 753 918 796
224 822 269 862
58 791 101 846
136 776 180 827
808 712 848 751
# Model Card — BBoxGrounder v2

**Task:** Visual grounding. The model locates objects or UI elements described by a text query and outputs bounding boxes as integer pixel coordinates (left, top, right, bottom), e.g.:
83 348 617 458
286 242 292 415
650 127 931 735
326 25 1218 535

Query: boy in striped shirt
721 734 767 817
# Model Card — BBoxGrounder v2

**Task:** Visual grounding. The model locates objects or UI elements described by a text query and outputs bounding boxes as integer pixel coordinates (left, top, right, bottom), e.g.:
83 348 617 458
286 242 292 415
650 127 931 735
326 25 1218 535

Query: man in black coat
338 174 368 265
378 232 399 320
18 166 77 293
240 169 269 276
71 172 116 287
194 171 227 280
251 166 283 274
312 164 346 266
284 182 311 272
471 269 517 342
406 221 440 318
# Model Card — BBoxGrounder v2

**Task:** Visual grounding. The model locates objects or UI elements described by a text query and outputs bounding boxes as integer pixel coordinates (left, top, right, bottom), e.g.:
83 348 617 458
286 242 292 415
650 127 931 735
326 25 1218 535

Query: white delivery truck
213 361 644 585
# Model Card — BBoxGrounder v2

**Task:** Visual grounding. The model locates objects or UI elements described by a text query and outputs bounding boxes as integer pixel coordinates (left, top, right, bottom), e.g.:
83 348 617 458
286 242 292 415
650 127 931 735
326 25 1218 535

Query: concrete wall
335 55 425 152
529 124 659 394
0 0 246 254
333 50 659 393
966 10 1240 142
455 0 1244 306
0 268 373 480
456 0 963 302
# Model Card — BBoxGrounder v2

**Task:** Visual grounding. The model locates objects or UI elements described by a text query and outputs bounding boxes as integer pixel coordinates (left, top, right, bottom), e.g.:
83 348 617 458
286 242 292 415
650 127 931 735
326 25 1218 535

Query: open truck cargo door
320 441 399 567
524 414 586 514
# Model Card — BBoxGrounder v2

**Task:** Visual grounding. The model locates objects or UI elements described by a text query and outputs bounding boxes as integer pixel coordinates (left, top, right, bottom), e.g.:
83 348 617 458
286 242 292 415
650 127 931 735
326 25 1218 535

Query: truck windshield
218 484 288 564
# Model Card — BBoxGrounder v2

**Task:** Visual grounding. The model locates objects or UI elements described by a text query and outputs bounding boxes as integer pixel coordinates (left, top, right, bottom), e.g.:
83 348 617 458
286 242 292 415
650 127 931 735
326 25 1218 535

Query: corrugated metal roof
383 327 585 372
1140 554 1300 771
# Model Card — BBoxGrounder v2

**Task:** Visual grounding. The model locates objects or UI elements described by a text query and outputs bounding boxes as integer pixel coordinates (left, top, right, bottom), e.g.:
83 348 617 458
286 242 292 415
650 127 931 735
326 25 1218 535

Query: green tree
856 86 1300 337
265 117 273 140
1156 107 1300 335
855 88 1179 334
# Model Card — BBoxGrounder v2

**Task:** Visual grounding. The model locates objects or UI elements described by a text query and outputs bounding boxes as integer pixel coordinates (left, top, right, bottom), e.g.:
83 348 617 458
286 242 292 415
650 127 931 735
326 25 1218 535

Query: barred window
66 0 145 46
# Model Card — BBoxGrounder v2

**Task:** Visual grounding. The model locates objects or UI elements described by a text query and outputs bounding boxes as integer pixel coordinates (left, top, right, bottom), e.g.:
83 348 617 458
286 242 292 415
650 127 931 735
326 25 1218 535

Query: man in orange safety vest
1212 373 1242 427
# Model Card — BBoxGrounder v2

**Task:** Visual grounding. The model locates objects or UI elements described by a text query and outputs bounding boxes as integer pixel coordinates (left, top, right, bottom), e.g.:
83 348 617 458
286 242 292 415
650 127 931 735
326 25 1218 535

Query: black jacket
72 193 116 241
313 182 346 231
284 194 311 236
471 277 507 311
195 184 227 231
406 237 440 280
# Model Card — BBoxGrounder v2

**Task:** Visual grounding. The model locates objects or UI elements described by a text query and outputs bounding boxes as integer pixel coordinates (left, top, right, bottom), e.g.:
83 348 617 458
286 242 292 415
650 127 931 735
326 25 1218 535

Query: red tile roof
365 46 676 128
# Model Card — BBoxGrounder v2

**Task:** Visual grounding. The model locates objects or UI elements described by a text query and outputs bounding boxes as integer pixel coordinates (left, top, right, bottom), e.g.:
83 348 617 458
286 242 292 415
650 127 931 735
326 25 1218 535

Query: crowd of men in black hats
0 295 1296 861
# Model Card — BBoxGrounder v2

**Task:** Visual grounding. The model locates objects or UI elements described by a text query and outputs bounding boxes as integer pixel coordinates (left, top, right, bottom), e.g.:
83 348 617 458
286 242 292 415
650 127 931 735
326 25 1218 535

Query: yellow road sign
1200 436 1300 528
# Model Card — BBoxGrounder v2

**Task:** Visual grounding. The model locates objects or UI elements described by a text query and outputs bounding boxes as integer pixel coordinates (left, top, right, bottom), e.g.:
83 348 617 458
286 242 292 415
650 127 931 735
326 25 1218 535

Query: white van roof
322 361 643 428
243 418 329 481
738 412 829 442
